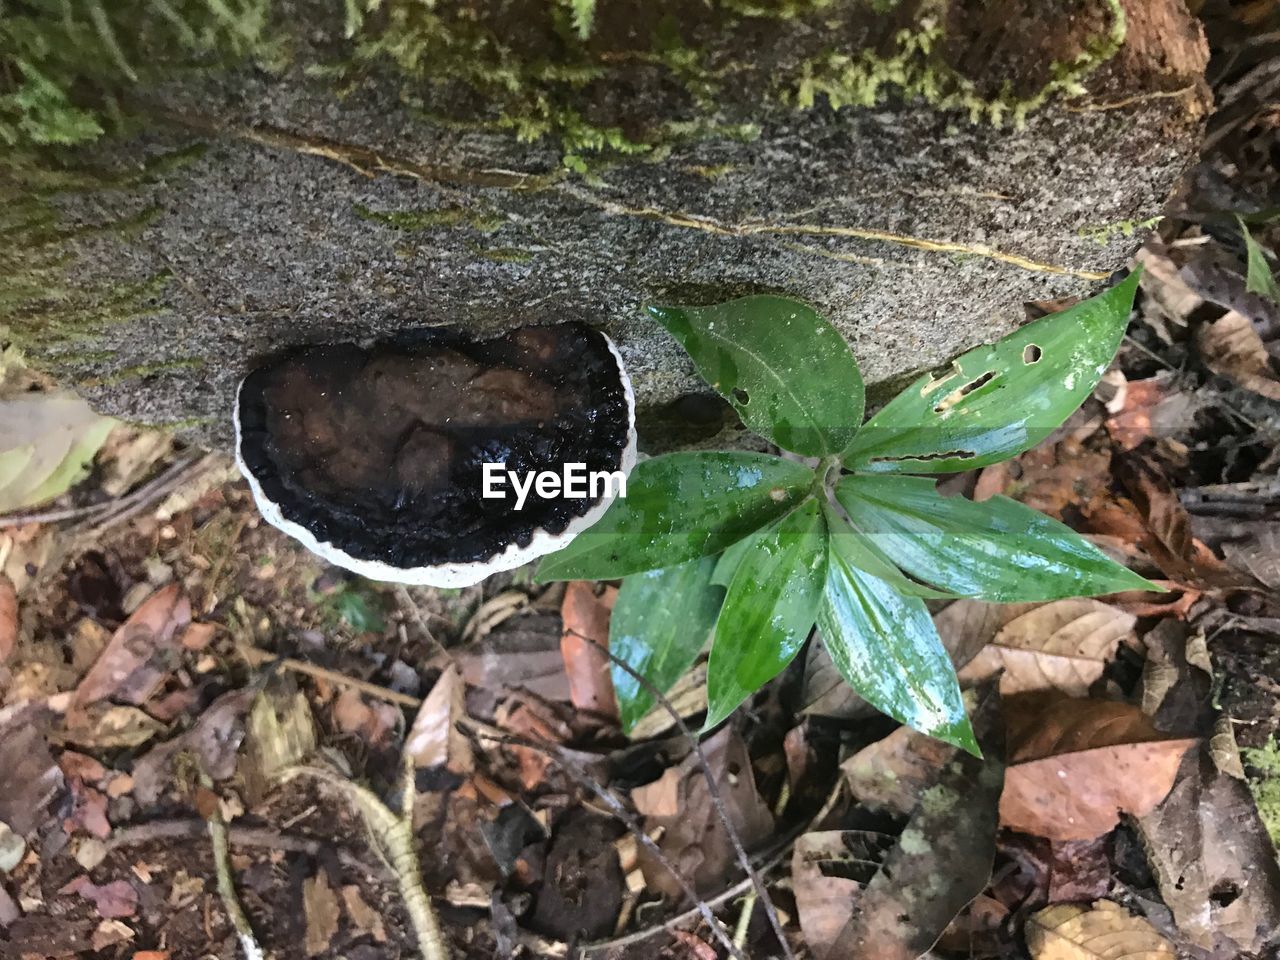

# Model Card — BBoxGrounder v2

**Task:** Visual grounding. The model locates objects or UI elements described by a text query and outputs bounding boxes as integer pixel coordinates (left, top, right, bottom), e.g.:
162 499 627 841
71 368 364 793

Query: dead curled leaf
1198 310 1280 401
958 599 1136 697
559 581 618 717
1026 899 1174 959
74 584 192 707
404 664 473 776
1000 696 1197 841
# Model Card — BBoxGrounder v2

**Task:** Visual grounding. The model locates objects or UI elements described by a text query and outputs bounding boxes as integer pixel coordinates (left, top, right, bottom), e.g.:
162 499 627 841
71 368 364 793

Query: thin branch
236 645 424 708
571 629 797 960
464 721 748 960
200 772 267 960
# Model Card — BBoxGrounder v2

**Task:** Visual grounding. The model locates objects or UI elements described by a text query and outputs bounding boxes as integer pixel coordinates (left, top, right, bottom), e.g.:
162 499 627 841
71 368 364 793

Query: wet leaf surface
535 452 815 580
844 271 1140 473
648 295 865 457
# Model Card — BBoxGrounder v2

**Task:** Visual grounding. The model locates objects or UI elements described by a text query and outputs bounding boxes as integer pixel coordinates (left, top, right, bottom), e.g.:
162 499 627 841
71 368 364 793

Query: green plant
537 271 1156 750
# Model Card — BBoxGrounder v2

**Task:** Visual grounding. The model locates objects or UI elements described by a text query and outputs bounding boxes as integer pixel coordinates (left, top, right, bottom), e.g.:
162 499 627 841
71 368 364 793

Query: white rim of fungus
234 331 638 588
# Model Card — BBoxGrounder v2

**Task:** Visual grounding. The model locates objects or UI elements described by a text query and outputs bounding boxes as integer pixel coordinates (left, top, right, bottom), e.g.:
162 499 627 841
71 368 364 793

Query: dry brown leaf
332 688 399 746
632 728 773 897
1198 310 1280 401
792 831 893 955
1222 522 1280 589
404 664 473 776
959 600 1135 697
1137 748 1280 953
0 717 62 836
74 584 191 707
340 885 387 943
303 871 340 956
1001 696 1197 841
0 574 16 663
559 581 617 717
1026 900 1174 959
59 703 166 750
60 877 138 920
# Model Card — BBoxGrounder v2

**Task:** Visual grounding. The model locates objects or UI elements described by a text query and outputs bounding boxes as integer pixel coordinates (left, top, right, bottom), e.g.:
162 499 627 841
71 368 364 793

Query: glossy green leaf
837 474 1157 601
610 557 723 734
843 270 1141 473
819 546 977 753
823 502 959 599
710 529 760 588
1240 215 1280 303
535 452 815 581
705 499 827 729
647 296 865 457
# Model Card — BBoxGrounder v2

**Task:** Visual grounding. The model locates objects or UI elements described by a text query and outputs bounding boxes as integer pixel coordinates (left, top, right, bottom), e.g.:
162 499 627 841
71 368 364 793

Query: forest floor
3 7 1280 960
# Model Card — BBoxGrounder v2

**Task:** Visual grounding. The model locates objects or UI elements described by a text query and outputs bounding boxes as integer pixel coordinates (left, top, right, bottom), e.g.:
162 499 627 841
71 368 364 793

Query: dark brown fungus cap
234 324 636 586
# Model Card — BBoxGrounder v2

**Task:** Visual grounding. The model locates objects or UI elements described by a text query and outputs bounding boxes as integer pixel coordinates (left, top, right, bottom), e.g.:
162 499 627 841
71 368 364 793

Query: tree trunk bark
10 0 1209 451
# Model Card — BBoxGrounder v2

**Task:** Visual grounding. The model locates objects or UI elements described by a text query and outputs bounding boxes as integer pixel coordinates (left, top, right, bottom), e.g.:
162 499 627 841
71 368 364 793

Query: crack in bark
171 114 1110 280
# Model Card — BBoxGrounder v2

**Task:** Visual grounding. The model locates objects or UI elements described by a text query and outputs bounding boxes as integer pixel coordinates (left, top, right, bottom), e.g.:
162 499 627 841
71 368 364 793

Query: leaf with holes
536 452 815 581
647 296 865 457
836 475 1156 601
843 271 1140 473
818 529 977 753
705 499 827 729
611 557 723 734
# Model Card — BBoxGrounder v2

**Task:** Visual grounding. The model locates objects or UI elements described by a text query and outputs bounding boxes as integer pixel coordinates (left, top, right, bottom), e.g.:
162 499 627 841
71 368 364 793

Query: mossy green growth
1243 737 1280 847
791 0 1126 127
0 145 203 363
1 0 278 149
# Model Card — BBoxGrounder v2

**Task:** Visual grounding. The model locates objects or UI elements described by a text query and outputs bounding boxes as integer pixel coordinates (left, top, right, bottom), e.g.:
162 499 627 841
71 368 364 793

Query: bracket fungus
234 324 636 587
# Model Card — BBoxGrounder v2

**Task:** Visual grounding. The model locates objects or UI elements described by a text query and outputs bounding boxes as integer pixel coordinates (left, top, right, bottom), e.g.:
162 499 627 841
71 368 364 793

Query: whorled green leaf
647 296 865 457
535 452 815 581
843 270 1141 473
836 474 1157 602
1240 215 1280 303
610 557 723 734
705 498 827 729
819 545 977 754
823 502 959 599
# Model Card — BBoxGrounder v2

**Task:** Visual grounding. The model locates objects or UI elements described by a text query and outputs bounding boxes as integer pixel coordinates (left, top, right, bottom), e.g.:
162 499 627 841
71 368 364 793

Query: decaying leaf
58 703 166 750
239 680 317 804
0 574 16 663
74 584 192 707
959 599 1135 697
631 727 773 897
0 716 62 836
1137 749 1280 954
559 581 618 717
1026 900 1174 959
132 687 255 804
1222 522 1280 590
1198 310 1280 401
823 691 1005 960
303 870 341 956
0 392 116 512
341 885 387 943
792 830 893 955
1001 696 1197 841
61 877 138 920
841 724 954 817
404 664 473 776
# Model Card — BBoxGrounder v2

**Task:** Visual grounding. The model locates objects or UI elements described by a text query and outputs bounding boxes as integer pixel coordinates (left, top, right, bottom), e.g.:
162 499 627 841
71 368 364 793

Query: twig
464 721 749 960
394 585 451 663
571 629 797 960
280 764 449 960
104 819 369 870
236 645 423 708
0 452 207 530
201 772 267 960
